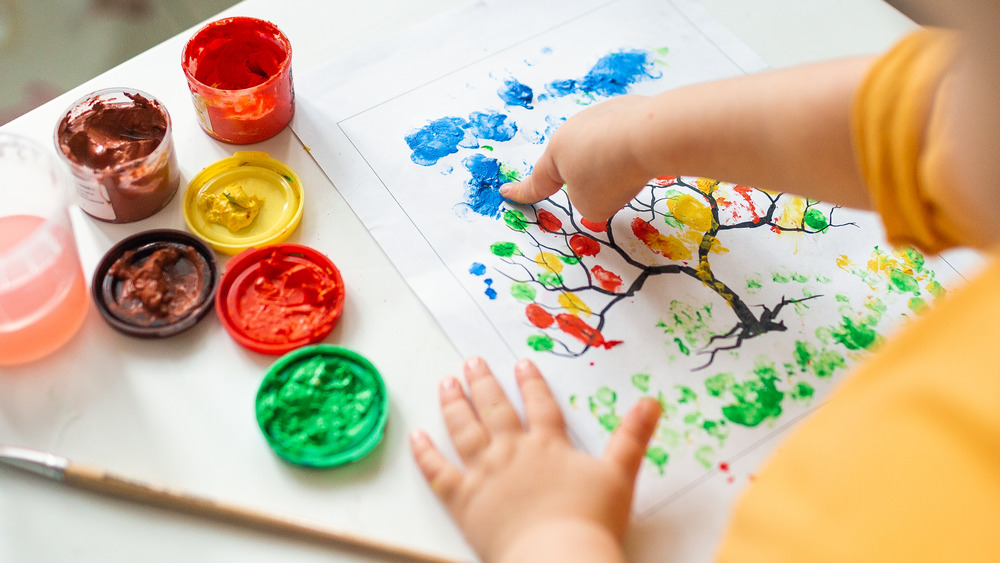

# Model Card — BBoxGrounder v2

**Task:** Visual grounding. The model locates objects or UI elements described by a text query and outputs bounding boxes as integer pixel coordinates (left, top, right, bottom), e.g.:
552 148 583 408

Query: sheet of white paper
292 0 975 555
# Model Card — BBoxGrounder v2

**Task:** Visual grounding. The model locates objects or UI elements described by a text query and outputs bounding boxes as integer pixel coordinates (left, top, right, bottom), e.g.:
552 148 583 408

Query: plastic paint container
54 88 179 223
183 151 303 255
256 345 388 468
216 243 344 355
0 134 89 366
92 230 218 338
181 17 294 144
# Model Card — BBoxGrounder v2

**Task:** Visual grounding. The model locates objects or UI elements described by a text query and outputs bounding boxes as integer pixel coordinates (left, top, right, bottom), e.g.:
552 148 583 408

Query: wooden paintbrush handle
63 462 464 563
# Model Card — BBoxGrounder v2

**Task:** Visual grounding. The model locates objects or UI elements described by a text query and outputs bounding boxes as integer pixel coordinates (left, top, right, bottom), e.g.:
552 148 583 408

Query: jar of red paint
181 17 294 144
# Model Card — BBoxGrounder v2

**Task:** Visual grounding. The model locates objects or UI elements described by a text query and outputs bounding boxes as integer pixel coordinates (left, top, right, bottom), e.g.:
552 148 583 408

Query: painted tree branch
494 177 851 365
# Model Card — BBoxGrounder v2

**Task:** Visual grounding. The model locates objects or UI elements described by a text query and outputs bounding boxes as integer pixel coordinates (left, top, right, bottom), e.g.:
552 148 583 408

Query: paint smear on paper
498 78 534 109
461 154 521 218
545 49 660 99
406 110 517 166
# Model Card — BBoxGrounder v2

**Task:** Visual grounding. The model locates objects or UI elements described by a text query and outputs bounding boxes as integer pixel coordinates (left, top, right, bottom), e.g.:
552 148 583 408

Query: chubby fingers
463 356 523 436
603 398 662 479
499 150 564 204
513 359 568 437
410 429 464 507
439 375 490 463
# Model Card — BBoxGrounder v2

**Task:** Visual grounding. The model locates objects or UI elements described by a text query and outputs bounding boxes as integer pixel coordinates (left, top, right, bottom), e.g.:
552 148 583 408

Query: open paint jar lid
216 243 345 355
92 229 218 338
183 151 303 255
256 345 388 467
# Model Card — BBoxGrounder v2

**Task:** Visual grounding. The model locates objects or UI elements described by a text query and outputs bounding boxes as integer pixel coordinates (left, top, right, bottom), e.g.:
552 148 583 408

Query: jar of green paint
256 345 389 468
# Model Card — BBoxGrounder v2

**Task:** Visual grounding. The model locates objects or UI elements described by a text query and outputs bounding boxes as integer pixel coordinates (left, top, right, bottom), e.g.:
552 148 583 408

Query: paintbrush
0 445 464 563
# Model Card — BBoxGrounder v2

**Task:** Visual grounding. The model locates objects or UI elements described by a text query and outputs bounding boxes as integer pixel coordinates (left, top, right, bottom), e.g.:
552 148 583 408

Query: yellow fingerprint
654 233 693 260
558 291 591 317
775 195 807 230
867 253 891 274
535 251 563 273
668 193 714 232
696 177 720 194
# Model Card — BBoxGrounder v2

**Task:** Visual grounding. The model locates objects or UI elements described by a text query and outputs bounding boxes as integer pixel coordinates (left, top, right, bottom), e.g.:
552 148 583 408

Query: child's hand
499 95 656 222
410 357 662 563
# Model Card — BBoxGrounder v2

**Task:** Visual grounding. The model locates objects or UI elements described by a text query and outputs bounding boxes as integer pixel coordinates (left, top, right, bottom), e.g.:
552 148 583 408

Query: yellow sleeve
851 29 963 253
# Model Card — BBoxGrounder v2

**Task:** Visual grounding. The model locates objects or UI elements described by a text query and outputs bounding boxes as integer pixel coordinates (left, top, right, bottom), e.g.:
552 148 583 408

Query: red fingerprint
536 209 563 233
525 303 555 328
580 217 608 232
555 313 623 350
570 234 601 257
732 185 761 223
590 265 623 292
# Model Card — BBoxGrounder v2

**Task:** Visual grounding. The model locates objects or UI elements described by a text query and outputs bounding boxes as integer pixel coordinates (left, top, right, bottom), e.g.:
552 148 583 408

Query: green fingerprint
720 372 784 427
694 445 715 469
791 382 815 402
676 385 697 404
527 334 554 352
705 372 735 398
632 373 651 393
645 446 669 474
889 267 920 293
537 271 563 288
831 316 880 351
499 163 521 183
595 386 617 406
503 210 529 231
510 282 537 302
803 207 829 231
491 241 520 257
702 419 729 443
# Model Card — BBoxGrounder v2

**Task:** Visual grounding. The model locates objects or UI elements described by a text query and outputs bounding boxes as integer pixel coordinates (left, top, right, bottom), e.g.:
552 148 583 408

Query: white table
0 1 915 562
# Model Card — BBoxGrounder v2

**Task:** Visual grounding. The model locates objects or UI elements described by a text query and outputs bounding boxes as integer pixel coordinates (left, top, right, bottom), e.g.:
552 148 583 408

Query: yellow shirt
718 30 1000 561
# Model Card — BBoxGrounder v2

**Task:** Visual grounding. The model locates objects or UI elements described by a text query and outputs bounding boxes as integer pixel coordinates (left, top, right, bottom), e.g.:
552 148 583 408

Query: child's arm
500 56 876 221
410 357 662 563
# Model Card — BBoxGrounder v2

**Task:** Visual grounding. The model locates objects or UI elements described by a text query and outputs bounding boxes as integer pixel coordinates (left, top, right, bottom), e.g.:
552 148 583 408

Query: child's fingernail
409 429 430 448
638 398 663 418
499 183 513 197
465 356 485 371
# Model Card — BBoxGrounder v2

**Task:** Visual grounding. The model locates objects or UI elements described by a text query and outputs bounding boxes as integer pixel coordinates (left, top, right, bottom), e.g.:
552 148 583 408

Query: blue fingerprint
466 111 517 142
406 110 517 166
484 278 497 300
545 49 658 98
405 117 468 166
497 78 534 109
462 153 506 218
469 262 487 276
545 78 578 97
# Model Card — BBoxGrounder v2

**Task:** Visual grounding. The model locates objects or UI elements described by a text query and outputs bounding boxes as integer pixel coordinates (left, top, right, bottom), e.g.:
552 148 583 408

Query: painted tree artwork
293 0 971 521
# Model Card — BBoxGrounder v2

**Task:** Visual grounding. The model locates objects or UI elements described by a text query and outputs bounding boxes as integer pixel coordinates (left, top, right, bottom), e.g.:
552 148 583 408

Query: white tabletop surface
0 1 915 562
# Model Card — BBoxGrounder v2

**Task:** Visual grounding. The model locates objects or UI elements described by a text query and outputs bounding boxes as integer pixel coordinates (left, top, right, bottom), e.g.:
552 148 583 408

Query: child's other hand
410 357 662 563
499 95 654 222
